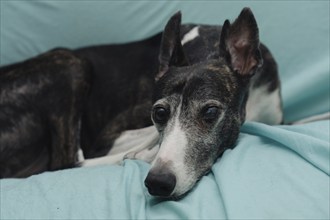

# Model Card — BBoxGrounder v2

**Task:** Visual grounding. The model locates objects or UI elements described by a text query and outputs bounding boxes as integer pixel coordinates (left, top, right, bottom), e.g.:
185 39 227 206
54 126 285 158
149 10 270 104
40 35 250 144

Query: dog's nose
144 170 176 197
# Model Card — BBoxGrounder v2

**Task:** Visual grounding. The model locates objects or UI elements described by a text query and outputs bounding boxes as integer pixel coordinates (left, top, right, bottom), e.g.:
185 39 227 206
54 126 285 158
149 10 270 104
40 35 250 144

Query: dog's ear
156 11 189 81
219 7 263 76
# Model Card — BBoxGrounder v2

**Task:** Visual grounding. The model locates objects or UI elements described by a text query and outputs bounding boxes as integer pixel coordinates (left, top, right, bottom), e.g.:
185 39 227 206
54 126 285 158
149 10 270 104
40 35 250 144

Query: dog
0 8 282 199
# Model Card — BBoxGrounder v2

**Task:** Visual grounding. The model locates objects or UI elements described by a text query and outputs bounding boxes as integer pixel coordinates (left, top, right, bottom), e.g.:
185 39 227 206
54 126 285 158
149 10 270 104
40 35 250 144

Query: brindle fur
0 49 91 177
0 8 282 199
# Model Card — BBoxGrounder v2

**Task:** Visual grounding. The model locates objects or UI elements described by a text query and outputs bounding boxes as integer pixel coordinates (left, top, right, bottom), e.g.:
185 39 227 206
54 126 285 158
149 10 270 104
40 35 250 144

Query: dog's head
145 8 263 198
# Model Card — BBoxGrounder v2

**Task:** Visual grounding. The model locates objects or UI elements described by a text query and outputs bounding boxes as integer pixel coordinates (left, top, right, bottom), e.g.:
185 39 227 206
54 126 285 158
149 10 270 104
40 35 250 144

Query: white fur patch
81 126 159 166
150 99 193 196
245 86 282 125
152 110 187 165
125 144 159 163
108 126 158 155
77 148 85 163
181 26 199 45
80 153 123 167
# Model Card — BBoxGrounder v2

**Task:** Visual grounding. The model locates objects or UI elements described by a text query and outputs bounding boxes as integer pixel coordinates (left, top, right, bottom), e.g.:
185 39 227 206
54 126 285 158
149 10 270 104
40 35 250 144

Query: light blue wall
1 1 329 122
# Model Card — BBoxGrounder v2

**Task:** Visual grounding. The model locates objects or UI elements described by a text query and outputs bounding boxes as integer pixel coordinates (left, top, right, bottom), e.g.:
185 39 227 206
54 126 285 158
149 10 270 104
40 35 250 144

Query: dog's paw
123 152 138 160
123 146 159 163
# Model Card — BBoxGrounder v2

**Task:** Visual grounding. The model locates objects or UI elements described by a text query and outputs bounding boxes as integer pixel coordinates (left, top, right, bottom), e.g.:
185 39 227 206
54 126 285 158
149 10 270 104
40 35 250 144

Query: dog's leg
119 126 160 163
109 126 158 155
124 143 159 163
48 87 88 171
47 50 91 171
86 102 153 158
80 126 159 166
48 116 80 170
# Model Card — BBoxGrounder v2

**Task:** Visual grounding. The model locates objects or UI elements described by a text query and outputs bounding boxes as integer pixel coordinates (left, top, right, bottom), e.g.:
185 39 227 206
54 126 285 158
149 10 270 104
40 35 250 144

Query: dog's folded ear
219 7 263 76
156 11 189 81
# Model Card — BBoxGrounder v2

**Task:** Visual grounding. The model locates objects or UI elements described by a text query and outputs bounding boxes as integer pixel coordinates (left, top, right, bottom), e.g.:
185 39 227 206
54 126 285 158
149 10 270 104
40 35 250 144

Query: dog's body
0 8 282 198
0 50 91 177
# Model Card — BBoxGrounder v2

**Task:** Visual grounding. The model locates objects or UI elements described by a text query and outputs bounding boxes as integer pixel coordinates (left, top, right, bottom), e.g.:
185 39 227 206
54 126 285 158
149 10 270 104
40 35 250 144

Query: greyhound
0 8 282 199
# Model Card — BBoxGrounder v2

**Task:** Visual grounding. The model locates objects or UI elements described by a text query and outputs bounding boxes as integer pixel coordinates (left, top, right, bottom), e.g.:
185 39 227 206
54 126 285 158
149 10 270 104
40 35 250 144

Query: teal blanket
1 121 329 219
0 1 329 219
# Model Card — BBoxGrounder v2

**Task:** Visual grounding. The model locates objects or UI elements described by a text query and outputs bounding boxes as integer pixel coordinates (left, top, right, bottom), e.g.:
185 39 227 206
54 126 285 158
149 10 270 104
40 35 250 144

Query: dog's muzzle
144 168 176 197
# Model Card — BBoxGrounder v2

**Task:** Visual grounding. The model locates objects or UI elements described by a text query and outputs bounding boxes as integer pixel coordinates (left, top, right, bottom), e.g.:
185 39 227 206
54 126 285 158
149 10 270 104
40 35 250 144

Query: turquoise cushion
1 121 329 219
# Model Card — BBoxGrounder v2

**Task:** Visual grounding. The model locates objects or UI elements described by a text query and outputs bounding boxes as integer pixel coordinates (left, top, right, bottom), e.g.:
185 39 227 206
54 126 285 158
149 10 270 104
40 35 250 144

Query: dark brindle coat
0 8 282 198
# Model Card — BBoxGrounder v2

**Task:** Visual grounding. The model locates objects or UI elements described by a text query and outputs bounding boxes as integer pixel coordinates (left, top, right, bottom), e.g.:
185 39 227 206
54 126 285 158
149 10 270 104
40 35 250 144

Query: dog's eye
153 107 170 124
202 106 219 123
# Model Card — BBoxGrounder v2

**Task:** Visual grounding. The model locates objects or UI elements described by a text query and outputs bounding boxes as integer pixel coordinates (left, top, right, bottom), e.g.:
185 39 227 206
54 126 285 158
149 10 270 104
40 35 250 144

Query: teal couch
1 1 329 219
